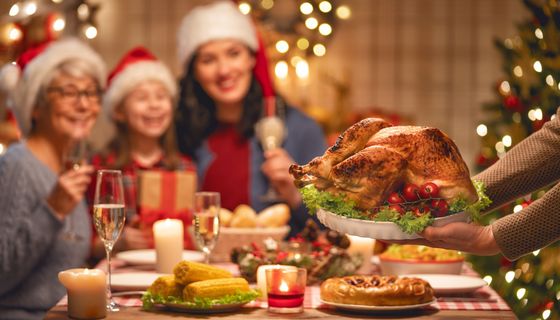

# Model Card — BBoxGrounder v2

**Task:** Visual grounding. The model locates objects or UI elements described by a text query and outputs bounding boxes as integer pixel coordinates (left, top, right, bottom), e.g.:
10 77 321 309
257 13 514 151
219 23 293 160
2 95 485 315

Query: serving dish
317 209 469 240
321 298 436 311
405 274 487 294
154 301 250 313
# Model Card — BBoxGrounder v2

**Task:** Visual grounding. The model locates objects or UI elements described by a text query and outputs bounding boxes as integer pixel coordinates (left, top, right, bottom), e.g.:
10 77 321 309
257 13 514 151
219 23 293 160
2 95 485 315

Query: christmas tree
470 1 559 319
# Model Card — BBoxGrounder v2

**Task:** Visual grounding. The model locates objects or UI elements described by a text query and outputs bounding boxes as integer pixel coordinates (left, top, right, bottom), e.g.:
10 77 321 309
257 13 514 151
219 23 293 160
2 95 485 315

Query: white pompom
0 63 21 94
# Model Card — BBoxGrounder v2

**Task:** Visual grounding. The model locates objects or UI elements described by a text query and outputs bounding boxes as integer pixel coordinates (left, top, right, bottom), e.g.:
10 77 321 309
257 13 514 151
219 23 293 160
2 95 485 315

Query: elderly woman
175 1 327 237
0 38 105 319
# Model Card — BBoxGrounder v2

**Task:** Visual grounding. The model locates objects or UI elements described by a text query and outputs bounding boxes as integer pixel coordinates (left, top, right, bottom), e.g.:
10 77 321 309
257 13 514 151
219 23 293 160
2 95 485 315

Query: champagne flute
93 169 126 312
193 192 220 264
61 140 87 241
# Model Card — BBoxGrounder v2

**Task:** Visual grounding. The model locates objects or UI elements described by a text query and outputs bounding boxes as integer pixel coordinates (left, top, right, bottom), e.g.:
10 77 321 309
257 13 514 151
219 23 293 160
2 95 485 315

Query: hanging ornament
504 95 524 112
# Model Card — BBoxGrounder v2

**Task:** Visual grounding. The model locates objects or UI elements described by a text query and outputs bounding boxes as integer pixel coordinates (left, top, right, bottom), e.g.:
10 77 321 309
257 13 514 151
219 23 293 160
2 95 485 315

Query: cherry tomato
389 204 405 215
430 199 449 217
402 183 420 202
413 204 431 217
419 182 440 199
387 192 404 204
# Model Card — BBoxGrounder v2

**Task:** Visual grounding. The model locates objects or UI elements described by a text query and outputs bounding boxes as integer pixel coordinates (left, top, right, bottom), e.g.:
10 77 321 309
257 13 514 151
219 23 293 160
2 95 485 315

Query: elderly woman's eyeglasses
46 86 101 104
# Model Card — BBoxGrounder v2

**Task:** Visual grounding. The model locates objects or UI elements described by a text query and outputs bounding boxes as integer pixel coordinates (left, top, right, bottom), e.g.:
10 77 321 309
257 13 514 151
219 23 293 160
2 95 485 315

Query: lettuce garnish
141 290 260 310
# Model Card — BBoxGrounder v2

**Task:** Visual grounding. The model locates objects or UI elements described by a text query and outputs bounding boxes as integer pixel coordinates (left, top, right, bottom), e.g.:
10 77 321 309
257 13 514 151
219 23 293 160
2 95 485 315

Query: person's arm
474 108 560 211
0 159 63 296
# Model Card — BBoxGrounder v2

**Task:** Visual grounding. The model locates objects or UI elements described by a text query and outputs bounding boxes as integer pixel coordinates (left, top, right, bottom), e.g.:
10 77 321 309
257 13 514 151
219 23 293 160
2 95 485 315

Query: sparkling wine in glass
61 140 88 241
93 169 126 312
193 192 220 264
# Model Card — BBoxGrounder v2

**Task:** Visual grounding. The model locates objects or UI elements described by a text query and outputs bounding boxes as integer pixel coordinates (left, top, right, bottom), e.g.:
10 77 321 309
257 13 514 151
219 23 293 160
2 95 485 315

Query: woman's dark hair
175 54 286 159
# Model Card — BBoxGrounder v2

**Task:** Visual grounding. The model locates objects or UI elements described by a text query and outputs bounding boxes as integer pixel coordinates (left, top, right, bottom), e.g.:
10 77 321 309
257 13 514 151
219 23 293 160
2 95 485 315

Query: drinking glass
61 140 87 241
93 169 126 312
193 192 220 264
255 111 286 203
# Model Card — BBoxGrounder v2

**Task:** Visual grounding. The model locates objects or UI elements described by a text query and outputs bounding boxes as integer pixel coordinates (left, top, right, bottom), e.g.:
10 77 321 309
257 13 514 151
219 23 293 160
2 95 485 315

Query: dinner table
45 256 517 320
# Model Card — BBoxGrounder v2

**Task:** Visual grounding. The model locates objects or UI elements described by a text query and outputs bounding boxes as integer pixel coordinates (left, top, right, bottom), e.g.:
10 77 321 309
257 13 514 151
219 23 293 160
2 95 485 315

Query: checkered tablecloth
57 259 511 311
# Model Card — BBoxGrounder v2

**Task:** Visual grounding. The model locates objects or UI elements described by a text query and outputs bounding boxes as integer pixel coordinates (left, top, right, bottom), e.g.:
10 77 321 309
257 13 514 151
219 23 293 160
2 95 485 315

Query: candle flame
279 280 289 293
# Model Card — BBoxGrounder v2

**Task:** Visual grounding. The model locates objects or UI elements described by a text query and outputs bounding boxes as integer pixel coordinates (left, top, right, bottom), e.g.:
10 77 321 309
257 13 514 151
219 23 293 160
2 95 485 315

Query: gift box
138 170 197 249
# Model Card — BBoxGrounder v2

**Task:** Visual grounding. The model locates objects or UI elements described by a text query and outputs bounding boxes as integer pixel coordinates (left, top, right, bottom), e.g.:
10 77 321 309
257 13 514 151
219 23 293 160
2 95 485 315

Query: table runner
57 259 511 311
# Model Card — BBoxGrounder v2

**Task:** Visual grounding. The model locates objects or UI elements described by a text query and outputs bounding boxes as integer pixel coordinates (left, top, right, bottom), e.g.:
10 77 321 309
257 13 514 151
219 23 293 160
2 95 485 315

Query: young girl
90 47 196 258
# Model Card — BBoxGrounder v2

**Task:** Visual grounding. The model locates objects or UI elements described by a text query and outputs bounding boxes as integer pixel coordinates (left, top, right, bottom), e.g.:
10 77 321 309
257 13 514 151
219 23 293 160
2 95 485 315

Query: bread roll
219 208 234 227
230 204 257 228
257 204 290 228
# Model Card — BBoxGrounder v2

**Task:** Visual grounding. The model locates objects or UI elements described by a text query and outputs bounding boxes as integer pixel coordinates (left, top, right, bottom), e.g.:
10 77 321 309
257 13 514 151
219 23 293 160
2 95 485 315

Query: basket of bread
142 261 259 313
208 204 291 262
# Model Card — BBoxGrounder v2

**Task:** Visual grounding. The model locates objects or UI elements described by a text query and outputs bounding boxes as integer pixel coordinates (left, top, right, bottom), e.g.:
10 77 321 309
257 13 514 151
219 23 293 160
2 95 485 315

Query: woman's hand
47 164 94 219
388 222 501 256
261 148 301 208
121 216 153 250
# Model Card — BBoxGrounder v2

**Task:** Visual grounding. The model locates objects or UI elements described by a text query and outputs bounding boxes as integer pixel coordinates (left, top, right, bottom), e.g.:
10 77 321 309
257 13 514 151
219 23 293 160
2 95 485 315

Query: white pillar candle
58 268 106 319
153 219 184 273
347 235 375 274
256 265 297 300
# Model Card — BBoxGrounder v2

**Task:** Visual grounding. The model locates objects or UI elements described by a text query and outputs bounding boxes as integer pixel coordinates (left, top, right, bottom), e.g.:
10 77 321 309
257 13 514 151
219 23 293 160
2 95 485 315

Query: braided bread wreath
320 275 435 306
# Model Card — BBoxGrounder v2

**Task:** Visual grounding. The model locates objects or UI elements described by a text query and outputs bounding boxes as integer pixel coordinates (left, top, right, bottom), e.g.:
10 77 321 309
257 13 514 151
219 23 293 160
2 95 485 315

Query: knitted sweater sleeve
0 154 63 296
473 108 560 260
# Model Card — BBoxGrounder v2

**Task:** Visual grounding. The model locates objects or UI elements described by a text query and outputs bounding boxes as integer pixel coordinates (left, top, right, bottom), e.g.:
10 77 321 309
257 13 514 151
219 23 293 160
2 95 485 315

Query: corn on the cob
147 275 183 298
183 278 250 301
173 261 232 285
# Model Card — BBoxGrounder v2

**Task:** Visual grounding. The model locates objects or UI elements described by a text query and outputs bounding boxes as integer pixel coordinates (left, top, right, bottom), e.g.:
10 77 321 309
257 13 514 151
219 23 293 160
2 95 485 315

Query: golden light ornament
52 17 65 32
77 3 90 20
502 135 512 147
84 25 97 39
290 56 303 67
8 25 23 41
513 204 523 213
300 2 313 15
495 141 505 153
504 38 513 49
319 1 332 13
313 43 326 56
275 40 289 53
533 60 542 73
520 298 528 307
556 290 560 300
521 263 529 273
546 75 554 86
318 23 332 36
513 65 523 77
533 249 540 256
305 17 318 30
483 275 492 285
534 108 543 120
9 4 20 17
512 112 521 123
476 124 487 137
336 5 351 19
499 80 510 94
516 288 526 300
238 2 251 14
275 61 288 79
295 59 309 79
543 309 551 320
261 0 274 10
505 270 515 283
24 2 37 16
297 38 309 50
546 279 554 289
535 28 544 39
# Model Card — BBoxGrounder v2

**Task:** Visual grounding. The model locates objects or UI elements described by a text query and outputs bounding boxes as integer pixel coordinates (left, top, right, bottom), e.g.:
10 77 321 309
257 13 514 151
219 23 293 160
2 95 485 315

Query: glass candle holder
266 267 306 313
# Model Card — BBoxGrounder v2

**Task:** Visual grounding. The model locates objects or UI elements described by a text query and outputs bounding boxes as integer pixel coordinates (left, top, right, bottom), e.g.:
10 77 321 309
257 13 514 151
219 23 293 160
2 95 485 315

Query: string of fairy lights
236 0 351 80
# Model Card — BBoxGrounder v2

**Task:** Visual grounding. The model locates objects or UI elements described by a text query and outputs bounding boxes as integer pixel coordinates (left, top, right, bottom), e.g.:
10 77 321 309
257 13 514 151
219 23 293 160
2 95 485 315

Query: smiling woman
0 38 106 320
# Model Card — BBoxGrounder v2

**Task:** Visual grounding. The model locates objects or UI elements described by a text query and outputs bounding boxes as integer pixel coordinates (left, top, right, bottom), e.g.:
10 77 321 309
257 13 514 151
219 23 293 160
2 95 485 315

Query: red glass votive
266 267 306 313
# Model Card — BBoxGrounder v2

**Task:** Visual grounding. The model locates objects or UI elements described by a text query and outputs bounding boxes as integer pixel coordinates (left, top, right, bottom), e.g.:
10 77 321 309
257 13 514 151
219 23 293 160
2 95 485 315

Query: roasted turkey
290 118 478 210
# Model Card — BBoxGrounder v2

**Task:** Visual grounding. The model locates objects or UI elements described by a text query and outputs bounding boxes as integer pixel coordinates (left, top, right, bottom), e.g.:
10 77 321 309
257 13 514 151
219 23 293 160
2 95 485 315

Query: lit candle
153 219 184 273
256 265 297 300
347 235 375 274
266 267 306 313
58 268 106 319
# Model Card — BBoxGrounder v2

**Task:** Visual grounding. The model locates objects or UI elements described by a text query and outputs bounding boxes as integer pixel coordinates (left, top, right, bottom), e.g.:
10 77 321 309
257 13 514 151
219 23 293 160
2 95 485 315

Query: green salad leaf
141 290 260 311
300 184 363 218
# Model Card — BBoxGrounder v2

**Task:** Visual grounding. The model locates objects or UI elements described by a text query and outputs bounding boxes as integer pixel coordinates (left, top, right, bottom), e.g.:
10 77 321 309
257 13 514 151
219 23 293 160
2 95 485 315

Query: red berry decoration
387 192 404 204
402 183 420 202
430 199 449 217
389 204 405 215
419 182 440 199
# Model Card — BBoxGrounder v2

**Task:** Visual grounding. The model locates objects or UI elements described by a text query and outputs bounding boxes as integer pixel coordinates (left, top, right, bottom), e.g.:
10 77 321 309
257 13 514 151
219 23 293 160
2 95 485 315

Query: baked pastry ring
320 275 434 306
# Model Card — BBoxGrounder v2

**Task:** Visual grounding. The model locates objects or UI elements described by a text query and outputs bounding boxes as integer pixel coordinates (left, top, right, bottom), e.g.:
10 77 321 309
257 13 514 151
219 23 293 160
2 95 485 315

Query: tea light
256 265 297 300
266 267 306 313
58 268 106 319
347 235 375 274
153 219 184 273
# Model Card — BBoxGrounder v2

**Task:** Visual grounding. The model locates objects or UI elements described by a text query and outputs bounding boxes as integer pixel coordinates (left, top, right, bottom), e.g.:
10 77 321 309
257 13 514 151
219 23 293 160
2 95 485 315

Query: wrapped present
138 170 197 249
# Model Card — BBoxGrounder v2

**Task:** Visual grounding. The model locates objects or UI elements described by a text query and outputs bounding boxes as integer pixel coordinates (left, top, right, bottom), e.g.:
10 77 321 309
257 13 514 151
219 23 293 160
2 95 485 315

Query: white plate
406 274 487 294
116 249 205 265
111 272 162 291
321 298 436 311
317 209 469 240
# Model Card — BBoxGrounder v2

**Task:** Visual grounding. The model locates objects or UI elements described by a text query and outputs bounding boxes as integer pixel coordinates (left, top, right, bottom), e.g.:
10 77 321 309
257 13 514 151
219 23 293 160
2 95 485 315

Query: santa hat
103 47 177 114
0 38 106 136
177 0 275 101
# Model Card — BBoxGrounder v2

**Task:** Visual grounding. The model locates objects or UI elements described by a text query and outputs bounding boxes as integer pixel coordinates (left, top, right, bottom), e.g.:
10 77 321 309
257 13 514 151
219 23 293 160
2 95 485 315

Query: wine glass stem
203 247 210 264
105 246 114 307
